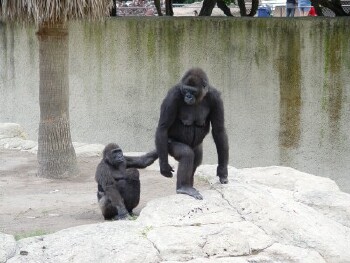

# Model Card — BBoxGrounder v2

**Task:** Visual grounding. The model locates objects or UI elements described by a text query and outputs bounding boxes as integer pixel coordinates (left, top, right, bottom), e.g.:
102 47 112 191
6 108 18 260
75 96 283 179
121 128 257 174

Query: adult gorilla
95 143 158 220
155 68 229 200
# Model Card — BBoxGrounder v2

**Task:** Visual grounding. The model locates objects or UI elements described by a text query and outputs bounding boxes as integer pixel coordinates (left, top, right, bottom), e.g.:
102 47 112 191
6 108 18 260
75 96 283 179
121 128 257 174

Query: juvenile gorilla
156 68 229 200
95 143 158 220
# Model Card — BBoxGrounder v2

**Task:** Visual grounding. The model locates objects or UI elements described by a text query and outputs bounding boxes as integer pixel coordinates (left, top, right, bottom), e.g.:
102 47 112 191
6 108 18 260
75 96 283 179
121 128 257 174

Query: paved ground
0 149 209 238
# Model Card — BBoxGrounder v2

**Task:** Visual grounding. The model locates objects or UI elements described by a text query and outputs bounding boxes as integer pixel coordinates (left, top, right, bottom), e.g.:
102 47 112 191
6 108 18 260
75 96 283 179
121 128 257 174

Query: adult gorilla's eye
112 149 123 158
190 90 198 97
188 88 198 96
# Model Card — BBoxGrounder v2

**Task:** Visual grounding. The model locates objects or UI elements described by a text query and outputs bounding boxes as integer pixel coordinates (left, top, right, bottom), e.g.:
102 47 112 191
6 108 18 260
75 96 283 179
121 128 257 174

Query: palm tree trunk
37 21 78 178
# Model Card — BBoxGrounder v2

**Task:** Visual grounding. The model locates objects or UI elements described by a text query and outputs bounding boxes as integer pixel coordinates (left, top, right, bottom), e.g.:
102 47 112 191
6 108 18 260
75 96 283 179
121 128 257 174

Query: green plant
15 230 48 240
140 226 153 237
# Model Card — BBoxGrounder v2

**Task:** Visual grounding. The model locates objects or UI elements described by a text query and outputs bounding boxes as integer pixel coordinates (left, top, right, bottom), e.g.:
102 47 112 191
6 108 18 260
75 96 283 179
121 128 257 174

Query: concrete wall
1 18 350 192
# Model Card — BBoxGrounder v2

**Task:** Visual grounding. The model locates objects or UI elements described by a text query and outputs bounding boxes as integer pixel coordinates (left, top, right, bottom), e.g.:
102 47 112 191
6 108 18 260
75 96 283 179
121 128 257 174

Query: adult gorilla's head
180 68 209 105
103 143 125 166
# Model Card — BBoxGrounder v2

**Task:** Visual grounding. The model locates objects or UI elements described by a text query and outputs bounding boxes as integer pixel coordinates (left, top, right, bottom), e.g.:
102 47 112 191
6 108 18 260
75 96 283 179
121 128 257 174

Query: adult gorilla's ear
197 84 209 102
202 82 209 93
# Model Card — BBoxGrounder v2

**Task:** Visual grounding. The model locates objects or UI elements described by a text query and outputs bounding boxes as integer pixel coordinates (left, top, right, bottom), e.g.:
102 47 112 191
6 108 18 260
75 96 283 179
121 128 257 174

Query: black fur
155 68 229 200
95 143 158 220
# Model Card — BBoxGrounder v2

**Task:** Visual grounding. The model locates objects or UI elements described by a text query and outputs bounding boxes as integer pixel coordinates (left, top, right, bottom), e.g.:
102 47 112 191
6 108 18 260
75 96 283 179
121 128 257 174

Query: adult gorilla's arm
155 88 179 177
209 89 229 183
125 150 158 169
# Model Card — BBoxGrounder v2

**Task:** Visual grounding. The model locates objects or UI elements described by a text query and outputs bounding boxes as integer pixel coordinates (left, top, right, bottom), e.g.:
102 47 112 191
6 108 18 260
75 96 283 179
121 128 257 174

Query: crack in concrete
211 185 274 254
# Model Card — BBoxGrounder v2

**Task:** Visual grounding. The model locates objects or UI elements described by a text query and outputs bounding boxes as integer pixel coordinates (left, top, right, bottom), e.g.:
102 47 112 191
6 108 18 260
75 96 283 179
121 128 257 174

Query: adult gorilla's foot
177 186 203 200
219 176 228 184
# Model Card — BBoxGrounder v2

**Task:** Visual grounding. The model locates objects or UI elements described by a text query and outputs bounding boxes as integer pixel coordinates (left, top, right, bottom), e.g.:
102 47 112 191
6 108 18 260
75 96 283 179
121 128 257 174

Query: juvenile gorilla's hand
217 165 228 184
160 162 174 178
144 150 158 166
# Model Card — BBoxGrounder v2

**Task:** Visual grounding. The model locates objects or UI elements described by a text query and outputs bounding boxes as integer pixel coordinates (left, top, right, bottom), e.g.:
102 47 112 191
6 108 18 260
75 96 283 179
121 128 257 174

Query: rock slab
1 123 349 262
1 165 349 263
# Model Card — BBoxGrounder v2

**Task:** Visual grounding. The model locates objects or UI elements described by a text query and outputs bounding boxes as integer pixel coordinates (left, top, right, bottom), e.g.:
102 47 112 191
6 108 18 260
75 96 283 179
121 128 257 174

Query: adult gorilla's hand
160 162 174 178
217 165 228 184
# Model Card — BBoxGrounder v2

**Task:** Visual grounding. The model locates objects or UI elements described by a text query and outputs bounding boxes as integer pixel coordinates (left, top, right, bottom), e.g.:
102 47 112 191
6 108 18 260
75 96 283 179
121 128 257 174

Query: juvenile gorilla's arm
125 150 158 169
95 163 116 189
209 90 229 183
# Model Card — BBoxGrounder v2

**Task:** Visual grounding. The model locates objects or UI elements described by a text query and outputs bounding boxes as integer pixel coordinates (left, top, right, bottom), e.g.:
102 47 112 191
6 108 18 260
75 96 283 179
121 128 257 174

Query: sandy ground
0 149 209 237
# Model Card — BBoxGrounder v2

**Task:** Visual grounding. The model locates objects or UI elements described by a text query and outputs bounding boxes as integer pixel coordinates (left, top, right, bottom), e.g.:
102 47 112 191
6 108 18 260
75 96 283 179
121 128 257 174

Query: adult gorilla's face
181 85 198 105
180 68 209 105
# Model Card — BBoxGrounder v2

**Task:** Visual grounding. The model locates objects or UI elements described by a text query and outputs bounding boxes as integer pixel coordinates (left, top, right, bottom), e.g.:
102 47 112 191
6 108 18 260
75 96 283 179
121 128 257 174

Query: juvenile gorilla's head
103 143 125 167
180 68 209 105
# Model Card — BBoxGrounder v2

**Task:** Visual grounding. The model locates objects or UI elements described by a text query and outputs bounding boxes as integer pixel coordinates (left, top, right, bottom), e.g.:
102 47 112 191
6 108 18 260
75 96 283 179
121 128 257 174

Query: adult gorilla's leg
169 141 203 200
169 141 194 188
191 144 203 186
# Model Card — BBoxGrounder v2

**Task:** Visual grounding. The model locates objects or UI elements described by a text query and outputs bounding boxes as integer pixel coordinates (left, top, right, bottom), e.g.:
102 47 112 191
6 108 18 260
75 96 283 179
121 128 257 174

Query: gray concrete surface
0 18 349 192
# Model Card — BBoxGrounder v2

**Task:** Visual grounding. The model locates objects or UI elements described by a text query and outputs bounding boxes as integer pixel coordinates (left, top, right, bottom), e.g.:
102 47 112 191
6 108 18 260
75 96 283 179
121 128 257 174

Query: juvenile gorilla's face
104 144 125 166
181 68 209 105
110 148 125 165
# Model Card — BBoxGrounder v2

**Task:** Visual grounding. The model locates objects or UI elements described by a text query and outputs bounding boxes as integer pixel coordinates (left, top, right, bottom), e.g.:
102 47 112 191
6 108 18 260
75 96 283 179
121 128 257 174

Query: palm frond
0 0 112 24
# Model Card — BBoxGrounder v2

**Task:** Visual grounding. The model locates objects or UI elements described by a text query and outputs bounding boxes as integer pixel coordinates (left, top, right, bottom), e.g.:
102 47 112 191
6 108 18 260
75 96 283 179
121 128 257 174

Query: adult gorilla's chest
179 103 210 126
169 101 211 147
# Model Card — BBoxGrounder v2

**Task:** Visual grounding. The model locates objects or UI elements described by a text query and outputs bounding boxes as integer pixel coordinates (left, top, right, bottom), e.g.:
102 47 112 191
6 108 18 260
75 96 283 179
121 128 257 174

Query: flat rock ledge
1 165 349 263
1 123 350 262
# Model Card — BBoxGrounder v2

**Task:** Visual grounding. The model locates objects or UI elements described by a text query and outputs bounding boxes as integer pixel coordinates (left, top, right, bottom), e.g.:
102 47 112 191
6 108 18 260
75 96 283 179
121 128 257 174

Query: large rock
0 123 27 140
0 234 16 263
0 123 37 151
2 166 349 263
6 222 160 263
73 142 105 157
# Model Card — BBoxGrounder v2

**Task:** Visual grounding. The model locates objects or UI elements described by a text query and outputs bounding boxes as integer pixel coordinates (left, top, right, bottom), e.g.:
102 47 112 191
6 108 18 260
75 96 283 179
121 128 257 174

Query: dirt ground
0 149 209 237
